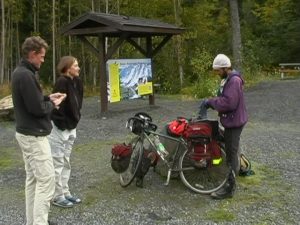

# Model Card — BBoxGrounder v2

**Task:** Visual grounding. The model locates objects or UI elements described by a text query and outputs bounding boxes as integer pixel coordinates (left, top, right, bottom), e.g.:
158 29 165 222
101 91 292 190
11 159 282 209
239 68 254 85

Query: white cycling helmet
212 54 231 69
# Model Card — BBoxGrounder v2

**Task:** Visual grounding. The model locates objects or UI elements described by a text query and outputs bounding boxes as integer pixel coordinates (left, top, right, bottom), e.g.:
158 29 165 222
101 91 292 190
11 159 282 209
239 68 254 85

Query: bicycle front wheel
119 136 144 187
179 144 229 194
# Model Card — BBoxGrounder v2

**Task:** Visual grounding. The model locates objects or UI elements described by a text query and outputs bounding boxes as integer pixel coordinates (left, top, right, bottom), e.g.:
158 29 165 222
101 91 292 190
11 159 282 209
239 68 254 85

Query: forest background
0 0 299 98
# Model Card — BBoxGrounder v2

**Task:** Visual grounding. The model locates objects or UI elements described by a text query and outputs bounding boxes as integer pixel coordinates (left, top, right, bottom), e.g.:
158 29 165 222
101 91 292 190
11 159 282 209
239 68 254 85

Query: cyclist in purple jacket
199 54 248 199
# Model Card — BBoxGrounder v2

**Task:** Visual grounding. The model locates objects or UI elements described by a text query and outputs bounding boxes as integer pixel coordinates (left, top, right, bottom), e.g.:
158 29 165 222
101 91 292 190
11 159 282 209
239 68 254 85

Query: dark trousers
224 126 243 174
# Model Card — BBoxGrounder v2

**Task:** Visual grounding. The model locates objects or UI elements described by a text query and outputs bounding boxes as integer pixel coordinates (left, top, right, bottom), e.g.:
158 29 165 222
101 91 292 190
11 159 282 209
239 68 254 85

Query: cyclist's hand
198 100 208 119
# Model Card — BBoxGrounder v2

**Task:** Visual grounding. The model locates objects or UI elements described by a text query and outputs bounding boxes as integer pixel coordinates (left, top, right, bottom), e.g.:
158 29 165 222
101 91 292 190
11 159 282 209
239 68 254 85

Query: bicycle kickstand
164 169 171 186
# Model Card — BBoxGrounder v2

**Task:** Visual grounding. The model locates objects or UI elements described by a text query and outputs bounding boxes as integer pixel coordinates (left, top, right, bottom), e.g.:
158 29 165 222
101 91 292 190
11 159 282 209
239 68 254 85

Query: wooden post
99 34 108 113
146 36 155 105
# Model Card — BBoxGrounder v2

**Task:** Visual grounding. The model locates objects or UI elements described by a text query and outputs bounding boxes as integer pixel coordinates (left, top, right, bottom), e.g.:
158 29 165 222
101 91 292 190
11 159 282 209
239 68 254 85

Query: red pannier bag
183 121 212 141
111 143 132 173
209 140 222 160
184 121 222 166
190 143 210 161
190 140 222 167
167 117 188 137
111 143 132 158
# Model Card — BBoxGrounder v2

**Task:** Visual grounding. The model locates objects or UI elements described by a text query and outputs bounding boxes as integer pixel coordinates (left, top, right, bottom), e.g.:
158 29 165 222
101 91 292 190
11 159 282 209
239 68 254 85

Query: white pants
48 123 76 201
16 132 55 225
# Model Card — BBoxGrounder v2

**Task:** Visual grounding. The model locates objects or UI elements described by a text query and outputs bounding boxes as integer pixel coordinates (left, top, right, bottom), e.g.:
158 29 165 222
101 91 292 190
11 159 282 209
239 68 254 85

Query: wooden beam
78 36 99 56
152 35 172 57
121 25 184 34
126 38 147 57
105 33 129 61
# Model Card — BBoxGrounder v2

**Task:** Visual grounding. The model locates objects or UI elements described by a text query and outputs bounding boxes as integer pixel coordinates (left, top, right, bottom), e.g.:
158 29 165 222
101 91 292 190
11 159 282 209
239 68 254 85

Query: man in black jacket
12 36 65 225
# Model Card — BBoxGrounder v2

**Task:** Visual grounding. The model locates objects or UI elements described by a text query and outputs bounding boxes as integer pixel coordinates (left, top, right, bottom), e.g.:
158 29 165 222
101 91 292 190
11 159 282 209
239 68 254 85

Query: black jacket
51 75 83 130
11 59 54 136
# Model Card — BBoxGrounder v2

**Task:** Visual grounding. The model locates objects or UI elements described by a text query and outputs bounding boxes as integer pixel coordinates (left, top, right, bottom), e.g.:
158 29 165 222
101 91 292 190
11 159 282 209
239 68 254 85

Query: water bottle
153 135 169 158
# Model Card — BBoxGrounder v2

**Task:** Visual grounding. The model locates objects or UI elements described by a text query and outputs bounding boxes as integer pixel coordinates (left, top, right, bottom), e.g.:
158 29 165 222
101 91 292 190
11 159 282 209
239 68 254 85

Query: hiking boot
211 170 236 200
210 183 235 200
48 220 58 225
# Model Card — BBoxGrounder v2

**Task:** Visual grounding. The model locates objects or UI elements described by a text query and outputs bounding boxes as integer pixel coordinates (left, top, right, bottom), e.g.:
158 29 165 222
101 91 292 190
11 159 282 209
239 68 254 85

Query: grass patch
42 138 300 224
74 139 124 153
237 162 276 187
83 184 102 206
0 185 25 202
203 161 295 223
71 139 125 206
0 147 21 170
275 150 298 159
0 156 13 169
205 209 235 222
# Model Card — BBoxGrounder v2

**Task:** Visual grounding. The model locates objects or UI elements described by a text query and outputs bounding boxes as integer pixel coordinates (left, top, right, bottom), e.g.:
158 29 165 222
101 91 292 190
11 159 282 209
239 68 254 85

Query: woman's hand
49 93 67 108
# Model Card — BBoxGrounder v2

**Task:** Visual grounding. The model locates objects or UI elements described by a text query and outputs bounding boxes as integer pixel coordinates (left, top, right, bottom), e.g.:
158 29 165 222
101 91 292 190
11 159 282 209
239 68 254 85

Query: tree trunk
91 0 95 11
173 0 184 87
33 0 37 32
105 0 108 53
229 0 242 71
37 0 39 32
16 22 20 63
8 8 11 82
1 0 5 84
68 0 71 55
52 0 56 84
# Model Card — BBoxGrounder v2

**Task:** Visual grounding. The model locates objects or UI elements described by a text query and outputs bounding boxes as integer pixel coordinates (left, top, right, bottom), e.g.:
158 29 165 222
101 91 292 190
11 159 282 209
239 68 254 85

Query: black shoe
141 157 152 175
48 220 58 225
210 184 235 200
211 170 236 200
135 177 143 188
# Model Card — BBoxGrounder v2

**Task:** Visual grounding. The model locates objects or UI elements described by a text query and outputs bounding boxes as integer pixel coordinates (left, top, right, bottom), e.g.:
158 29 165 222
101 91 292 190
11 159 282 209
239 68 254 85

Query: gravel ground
0 78 300 225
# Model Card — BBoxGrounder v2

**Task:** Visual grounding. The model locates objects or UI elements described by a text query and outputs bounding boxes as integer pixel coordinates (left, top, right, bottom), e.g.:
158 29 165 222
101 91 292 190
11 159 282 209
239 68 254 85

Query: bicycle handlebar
126 116 158 134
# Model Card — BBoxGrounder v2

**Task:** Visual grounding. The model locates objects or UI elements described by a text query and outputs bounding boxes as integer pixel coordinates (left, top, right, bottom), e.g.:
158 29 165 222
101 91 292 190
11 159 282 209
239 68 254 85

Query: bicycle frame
141 129 189 186
124 114 229 194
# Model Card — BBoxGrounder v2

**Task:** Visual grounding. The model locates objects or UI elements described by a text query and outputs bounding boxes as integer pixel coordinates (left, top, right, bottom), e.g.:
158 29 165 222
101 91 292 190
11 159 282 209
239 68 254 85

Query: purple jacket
207 71 248 128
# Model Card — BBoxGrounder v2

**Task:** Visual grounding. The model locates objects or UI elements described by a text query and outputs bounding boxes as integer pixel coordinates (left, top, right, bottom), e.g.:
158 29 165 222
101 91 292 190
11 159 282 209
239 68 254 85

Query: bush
242 67 278 89
181 74 219 99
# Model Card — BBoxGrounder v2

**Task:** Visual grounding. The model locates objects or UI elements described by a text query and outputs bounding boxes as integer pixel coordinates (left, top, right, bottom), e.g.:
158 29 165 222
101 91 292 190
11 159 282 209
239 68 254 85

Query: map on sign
107 59 153 102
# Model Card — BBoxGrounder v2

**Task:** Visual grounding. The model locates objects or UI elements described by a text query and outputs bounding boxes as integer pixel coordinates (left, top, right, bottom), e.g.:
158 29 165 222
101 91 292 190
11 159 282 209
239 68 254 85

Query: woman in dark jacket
200 54 248 200
48 56 83 208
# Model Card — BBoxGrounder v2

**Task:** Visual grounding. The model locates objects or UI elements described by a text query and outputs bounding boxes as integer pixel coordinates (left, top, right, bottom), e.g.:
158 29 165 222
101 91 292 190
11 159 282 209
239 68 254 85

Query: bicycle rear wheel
179 144 229 194
119 137 144 187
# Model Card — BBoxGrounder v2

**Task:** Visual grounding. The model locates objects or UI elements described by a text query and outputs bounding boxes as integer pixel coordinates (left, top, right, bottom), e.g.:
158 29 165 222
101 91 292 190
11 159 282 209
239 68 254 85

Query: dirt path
0 79 299 225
